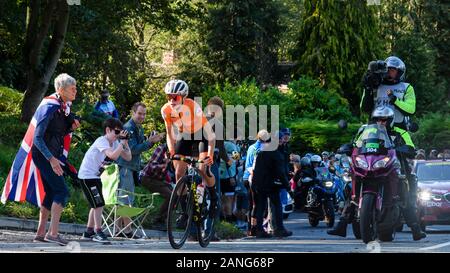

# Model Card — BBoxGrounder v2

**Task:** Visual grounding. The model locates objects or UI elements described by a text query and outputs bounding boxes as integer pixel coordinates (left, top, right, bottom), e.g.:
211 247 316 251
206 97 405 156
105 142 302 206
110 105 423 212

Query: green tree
291 0 382 114
204 0 283 84
379 0 447 116
21 0 70 122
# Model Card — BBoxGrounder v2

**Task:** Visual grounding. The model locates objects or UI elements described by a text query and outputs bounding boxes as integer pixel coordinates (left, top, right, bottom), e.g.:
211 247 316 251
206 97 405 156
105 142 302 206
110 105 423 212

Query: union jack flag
1 94 73 207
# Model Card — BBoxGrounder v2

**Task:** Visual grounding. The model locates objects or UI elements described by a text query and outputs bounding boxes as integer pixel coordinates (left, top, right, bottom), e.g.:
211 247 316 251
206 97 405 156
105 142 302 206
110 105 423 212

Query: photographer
116 102 163 238
78 118 131 243
345 56 424 240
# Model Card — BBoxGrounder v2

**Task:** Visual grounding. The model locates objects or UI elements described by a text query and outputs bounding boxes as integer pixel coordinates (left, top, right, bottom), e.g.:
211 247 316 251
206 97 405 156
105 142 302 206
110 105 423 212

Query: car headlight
325 181 334 188
373 157 390 169
355 157 368 169
419 191 431 201
432 194 443 202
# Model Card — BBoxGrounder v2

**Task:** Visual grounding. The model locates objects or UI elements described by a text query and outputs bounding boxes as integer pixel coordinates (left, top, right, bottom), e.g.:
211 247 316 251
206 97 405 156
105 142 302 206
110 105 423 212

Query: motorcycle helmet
385 56 406 83
311 155 322 164
164 79 189 97
300 156 311 168
371 106 395 128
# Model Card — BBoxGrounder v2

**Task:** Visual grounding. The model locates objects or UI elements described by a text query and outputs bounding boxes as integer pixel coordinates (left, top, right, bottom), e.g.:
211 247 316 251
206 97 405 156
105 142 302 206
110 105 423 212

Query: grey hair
54 73 76 91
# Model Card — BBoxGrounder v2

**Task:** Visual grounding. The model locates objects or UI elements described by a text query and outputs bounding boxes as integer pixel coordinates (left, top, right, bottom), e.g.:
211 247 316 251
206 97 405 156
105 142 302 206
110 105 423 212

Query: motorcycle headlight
325 181 334 188
373 157 390 169
355 157 368 169
419 191 431 201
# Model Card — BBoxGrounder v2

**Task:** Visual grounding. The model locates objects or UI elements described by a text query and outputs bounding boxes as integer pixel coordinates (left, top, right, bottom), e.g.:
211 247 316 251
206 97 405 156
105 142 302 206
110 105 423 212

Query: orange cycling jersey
161 98 208 134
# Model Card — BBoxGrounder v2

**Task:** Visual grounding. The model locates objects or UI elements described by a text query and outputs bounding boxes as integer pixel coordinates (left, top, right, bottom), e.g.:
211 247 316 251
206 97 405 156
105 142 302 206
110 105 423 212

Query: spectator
321 151 330 167
78 118 131 243
219 139 240 222
206 96 230 218
252 138 293 238
116 102 163 238
94 89 119 118
444 149 450 159
429 149 438 160
140 141 172 231
244 129 270 236
233 159 248 229
415 153 426 160
31 73 80 245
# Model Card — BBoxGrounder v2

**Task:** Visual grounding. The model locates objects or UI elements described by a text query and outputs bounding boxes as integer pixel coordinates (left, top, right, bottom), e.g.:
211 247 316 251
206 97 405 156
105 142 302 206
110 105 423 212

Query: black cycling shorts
175 132 209 157
80 178 105 208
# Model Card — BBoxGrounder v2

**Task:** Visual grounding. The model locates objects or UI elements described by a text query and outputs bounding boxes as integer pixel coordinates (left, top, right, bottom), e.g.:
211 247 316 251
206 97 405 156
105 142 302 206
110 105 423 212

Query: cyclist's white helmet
164 79 189 97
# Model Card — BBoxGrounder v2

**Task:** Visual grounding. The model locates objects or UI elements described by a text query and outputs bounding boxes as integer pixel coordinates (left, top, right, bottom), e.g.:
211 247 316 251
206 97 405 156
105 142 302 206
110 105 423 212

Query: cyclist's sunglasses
167 94 182 101
376 118 388 122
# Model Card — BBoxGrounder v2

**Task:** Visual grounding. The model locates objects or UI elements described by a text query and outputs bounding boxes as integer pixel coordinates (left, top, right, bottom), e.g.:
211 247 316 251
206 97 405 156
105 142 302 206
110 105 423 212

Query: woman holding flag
1 73 80 246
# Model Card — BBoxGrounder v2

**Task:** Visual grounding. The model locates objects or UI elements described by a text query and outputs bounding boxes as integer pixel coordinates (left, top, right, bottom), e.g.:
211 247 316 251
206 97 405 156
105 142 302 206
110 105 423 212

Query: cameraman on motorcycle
328 56 425 240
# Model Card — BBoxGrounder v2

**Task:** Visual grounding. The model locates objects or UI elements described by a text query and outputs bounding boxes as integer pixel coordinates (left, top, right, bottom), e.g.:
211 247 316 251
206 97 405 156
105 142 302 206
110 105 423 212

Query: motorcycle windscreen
354 124 393 154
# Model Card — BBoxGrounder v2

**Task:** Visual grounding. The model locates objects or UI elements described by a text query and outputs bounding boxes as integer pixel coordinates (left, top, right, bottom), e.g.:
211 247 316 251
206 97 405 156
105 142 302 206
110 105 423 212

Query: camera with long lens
364 60 388 89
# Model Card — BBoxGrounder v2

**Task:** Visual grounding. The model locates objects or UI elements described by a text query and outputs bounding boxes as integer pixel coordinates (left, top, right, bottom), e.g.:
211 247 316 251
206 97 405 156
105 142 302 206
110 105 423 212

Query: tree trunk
21 0 70 123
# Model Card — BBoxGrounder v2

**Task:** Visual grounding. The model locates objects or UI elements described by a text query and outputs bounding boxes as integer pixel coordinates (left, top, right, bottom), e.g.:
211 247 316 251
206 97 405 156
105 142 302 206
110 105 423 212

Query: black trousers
255 189 284 232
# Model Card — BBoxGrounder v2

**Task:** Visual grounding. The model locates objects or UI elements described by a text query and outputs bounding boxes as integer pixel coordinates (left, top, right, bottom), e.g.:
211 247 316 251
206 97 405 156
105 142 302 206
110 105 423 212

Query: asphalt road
1 212 450 253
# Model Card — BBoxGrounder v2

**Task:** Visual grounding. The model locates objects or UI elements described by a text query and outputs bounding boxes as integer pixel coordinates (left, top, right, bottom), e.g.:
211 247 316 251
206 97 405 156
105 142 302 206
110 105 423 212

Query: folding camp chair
100 163 159 239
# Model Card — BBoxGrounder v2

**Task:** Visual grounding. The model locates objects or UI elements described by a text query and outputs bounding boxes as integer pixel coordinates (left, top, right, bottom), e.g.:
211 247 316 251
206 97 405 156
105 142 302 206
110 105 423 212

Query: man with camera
329 56 425 240
116 102 163 238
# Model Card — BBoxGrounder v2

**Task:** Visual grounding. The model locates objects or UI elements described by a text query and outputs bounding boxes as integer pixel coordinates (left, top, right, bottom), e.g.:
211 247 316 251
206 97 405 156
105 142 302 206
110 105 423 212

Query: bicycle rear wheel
197 188 217 248
167 176 194 249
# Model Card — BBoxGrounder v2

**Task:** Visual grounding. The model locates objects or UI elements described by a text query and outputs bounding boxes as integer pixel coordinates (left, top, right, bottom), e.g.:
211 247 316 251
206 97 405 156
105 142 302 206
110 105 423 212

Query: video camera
364 60 388 90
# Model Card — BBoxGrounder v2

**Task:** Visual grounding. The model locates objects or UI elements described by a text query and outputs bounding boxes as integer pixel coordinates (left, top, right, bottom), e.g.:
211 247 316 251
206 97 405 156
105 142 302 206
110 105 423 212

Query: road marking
419 241 450 251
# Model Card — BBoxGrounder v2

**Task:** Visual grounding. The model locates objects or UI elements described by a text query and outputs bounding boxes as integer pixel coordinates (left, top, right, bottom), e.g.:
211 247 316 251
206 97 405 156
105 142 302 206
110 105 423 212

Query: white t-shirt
78 136 119 179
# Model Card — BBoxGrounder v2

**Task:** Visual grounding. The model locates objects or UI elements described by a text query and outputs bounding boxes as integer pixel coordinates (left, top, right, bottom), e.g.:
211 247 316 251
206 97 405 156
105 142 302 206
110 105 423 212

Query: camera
364 60 387 89
119 130 130 140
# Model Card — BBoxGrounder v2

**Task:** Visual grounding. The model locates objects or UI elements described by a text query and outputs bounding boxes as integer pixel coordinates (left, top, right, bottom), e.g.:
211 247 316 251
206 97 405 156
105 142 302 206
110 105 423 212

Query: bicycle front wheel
167 176 194 249
197 189 217 248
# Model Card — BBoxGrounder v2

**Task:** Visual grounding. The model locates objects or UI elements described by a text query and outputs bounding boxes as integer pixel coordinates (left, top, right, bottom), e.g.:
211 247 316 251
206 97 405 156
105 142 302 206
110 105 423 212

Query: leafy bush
287 77 354 121
214 220 245 240
412 112 450 151
288 118 360 154
0 86 23 114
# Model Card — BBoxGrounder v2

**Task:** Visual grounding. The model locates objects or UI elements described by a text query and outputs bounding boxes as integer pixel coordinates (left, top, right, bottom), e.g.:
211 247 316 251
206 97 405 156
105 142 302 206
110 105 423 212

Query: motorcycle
306 167 338 228
352 124 400 244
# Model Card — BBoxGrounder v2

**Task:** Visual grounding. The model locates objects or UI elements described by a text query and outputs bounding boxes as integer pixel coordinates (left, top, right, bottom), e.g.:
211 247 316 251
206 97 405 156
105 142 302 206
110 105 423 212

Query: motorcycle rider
329 56 426 240
293 156 317 210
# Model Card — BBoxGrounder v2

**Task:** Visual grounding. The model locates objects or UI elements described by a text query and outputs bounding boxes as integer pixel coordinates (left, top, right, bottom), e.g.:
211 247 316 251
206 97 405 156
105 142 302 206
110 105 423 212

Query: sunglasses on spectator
114 129 122 135
167 94 182 101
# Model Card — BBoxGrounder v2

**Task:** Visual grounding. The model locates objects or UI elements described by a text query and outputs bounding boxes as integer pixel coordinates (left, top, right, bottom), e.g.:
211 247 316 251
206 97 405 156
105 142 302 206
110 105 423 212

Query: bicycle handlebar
171 156 213 178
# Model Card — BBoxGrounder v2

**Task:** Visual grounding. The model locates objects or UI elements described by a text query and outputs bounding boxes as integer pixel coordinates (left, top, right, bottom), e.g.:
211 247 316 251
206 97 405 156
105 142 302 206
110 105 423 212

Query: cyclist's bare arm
164 120 176 157
201 121 216 166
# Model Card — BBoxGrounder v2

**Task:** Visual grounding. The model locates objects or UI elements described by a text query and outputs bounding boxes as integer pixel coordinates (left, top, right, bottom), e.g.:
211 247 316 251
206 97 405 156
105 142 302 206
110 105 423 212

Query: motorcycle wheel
352 220 361 239
360 193 377 244
325 200 335 228
309 216 319 227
